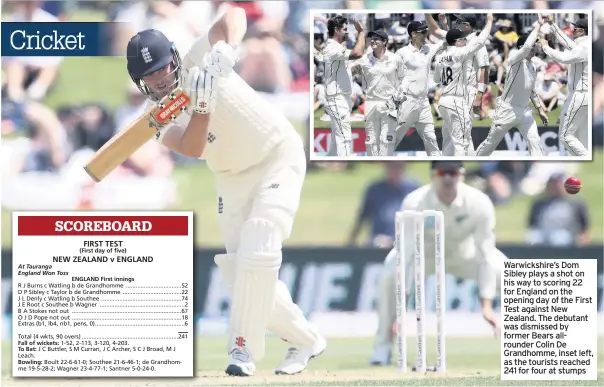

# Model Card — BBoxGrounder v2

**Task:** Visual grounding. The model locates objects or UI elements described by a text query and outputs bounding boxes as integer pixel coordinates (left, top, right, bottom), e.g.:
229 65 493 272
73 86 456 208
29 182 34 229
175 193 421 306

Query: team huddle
319 13 590 157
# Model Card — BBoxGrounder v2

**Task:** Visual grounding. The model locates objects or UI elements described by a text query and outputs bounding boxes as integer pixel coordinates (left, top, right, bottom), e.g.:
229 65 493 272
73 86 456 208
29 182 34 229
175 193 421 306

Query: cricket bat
84 88 190 182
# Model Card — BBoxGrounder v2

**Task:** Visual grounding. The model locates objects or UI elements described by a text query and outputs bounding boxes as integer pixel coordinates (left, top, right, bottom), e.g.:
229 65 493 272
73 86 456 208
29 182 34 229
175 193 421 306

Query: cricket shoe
225 348 256 376
274 336 327 375
369 344 391 366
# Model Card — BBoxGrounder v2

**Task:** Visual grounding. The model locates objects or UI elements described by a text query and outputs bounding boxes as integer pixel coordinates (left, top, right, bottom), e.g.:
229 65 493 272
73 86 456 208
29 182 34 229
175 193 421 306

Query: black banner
2 246 603 317
396 125 562 153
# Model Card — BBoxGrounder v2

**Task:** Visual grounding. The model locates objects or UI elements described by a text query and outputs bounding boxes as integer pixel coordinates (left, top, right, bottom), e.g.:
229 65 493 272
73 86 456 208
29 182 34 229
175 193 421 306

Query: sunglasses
434 169 461 177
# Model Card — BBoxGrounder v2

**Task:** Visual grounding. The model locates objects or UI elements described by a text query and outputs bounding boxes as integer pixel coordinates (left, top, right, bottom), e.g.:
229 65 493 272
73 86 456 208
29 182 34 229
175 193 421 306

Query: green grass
3 338 603 385
3 150 602 247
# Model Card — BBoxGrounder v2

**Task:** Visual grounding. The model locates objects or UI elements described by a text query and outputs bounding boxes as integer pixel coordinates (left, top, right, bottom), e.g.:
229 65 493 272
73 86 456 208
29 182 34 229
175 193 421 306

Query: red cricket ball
564 176 582 195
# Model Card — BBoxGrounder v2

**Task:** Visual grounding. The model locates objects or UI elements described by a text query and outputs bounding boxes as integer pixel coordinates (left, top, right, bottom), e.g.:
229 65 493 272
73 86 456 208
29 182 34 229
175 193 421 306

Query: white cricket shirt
351 51 403 101
543 24 589 93
395 41 445 98
499 26 540 107
399 182 497 264
433 27 490 98
323 38 353 96
152 33 296 174
464 31 490 88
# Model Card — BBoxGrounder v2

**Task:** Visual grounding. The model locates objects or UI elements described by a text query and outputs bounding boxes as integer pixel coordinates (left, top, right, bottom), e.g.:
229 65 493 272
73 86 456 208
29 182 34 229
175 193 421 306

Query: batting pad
229 252 281 362
215 254 320 351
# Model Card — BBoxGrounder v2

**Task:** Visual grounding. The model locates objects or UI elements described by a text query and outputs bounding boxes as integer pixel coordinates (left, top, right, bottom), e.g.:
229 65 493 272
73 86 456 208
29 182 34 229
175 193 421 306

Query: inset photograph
311 10 592 160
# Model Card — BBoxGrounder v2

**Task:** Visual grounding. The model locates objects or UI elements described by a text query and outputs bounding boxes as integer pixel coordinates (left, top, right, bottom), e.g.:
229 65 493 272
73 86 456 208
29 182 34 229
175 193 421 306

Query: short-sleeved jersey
322 38 353 96
395 41 445 98
152 34 297 174
351 51 403 101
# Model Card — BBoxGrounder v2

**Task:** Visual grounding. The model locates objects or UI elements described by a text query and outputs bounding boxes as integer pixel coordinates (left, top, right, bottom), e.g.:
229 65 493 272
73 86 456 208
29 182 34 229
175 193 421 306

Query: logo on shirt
218 197 223 214
207 132 216 143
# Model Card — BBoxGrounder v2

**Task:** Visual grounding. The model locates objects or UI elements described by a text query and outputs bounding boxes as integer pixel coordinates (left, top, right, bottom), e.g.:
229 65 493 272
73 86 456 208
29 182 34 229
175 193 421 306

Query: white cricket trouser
559 90 589 156
394 95 440 156
324 94 353 156
438 95 472 156
373 247 503 349
215 135 320 358
364 100 398 156
476 99 544 156
465 86 478 155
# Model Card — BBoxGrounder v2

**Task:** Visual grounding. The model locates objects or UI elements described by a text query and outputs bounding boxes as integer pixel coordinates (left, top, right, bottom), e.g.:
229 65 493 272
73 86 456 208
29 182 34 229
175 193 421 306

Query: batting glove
185 66 217 115
203 41 237 78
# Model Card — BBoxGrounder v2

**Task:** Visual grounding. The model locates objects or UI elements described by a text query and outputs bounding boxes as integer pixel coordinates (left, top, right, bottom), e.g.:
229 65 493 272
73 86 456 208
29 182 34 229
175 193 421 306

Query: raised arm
426 14 448 40
546 14 576 50
508 19 542 66
348 18 366 59
540 38 587 64
458 13 493 61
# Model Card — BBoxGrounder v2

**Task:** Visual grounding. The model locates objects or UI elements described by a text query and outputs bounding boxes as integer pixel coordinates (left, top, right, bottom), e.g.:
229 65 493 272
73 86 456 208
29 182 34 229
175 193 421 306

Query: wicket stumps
394 210 446 374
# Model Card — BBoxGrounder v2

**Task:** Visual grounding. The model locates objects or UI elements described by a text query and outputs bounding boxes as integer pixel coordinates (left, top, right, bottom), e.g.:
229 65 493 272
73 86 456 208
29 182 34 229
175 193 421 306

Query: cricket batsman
476 15 548 156
322 15 366 156
433 14 494 156
370 161 504 366
393 20 443 156
350 30 403 156
539 16 589 156
125 5 325 376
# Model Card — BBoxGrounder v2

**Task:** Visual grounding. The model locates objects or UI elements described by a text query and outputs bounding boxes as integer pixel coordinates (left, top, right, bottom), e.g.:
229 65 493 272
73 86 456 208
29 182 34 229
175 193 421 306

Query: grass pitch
2 337 603 386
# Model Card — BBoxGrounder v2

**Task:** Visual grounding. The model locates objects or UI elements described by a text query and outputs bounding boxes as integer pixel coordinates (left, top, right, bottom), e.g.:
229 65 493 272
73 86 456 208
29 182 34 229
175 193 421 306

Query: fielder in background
540 16 589 156
322 15 366 156
350 30 402 156
126 4 325 376
370 161 503 366
476 15 548 156
432 14 494 156
393 20 442 156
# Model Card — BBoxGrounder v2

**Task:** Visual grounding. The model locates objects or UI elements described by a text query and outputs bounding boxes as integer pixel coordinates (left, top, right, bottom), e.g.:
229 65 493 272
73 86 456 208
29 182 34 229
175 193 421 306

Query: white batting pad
269 280 321 349
215 254 319 352
229 252 280 362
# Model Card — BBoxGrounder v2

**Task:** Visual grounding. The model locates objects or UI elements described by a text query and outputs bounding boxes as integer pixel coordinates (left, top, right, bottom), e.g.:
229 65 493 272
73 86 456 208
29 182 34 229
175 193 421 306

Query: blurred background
0 0 603 375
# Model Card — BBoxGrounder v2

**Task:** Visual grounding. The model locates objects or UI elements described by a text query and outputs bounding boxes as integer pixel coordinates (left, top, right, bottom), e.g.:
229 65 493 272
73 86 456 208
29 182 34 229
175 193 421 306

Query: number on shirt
441 66 453 86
